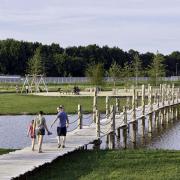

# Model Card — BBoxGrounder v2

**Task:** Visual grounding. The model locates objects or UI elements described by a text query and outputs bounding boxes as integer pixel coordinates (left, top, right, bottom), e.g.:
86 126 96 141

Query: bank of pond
14 149 180 180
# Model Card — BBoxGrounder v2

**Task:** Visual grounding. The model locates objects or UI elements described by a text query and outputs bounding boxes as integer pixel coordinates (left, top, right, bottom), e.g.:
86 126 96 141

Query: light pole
176 63 178 76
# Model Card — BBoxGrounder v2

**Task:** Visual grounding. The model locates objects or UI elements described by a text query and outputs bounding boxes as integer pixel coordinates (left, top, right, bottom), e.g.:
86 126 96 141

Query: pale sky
0 0 180 54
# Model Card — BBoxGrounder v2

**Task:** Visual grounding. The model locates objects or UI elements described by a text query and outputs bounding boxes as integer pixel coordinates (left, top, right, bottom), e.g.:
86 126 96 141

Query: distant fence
0 76 180 84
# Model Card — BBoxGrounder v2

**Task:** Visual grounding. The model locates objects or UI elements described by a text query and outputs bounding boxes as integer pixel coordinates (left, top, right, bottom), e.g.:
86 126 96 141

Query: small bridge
0 84 180 179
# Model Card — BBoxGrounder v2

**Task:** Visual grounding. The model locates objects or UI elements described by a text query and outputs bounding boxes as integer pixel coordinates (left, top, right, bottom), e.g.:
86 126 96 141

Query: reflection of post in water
122 127 127 149
175 105 178 121
106 135 109 149
108 133 115 149
132 122 137 148
154 110 160 132
148 113 153 138
117 128 120 142
159 110 164 130
163 107 167 129
141 117 145 145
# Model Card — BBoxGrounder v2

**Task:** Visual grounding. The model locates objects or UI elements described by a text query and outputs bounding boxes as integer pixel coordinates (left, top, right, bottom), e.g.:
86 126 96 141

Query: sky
0 0 180 54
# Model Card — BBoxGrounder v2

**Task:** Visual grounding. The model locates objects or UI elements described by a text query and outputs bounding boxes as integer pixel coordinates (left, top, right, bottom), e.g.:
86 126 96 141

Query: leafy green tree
132 53 142 86
148 52 166 85
122 62 133 88
86 63 105 87
27 47 44 75
109 61 121 87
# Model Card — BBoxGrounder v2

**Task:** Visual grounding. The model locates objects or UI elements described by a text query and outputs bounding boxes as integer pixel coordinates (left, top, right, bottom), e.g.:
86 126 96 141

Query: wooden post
109 105 116 149
161 85 165 126
106 96 109 117
155 87 160 130
78 104 82 129
136 90 139 107
141 85 145 142
126 96 130 110
154 90 157 104
93 89 97 122
116 98 120 114
172 84 175 104
171 84 175 121
159 84 162 103
132 87 136 122
123 106 127 125
96 110 100 138
141 85 145 115
148 86 153 135
148 86 153 112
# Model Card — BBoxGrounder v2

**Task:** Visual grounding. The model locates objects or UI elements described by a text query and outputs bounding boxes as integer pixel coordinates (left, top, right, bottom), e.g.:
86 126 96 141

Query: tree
148 52 166 85
86 63 105 87
132 53 142 86
27 47 44 75
122 62 133 88
109 61 121 87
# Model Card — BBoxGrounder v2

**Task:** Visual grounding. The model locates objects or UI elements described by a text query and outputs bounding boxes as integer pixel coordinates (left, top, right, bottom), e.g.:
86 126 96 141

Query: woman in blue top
51 105 69 148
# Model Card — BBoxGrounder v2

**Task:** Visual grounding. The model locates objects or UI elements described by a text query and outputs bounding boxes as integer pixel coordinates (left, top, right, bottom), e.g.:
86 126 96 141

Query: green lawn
22 149 180 180
0 93 119 115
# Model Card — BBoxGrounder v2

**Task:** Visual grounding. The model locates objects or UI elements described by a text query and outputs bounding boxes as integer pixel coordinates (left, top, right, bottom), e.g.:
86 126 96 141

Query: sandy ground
33 90 132 97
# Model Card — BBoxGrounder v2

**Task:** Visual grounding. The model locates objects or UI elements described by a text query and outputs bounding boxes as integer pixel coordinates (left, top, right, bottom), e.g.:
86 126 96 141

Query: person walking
27 119 36 151
33 111 52 153
51 105 69 148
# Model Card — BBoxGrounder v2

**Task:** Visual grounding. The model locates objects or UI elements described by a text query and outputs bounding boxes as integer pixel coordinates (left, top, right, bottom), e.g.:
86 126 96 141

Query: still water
0 115 91 149
0 115 180 150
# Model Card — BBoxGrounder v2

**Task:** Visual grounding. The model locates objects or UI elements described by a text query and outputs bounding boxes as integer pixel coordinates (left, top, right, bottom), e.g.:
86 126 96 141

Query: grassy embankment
0 149 14 155
21 149 180 180
0 93 127 115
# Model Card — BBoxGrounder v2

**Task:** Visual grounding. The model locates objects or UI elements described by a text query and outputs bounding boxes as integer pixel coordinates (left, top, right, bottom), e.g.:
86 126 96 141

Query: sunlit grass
24 149 180 180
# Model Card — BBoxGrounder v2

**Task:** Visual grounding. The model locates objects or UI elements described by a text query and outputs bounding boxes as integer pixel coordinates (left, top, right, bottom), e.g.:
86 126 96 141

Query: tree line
0 39 180 77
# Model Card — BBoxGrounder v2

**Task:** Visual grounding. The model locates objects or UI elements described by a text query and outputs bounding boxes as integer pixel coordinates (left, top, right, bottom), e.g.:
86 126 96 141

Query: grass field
0 93 126 115
22 149 180 180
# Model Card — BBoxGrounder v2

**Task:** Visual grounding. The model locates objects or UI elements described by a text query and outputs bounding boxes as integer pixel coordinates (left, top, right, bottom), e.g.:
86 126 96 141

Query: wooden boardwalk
0 124 97 180
0 84 180 179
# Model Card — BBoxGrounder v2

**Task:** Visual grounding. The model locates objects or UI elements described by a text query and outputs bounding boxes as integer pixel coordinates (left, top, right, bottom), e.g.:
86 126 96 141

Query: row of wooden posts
76 84 180 149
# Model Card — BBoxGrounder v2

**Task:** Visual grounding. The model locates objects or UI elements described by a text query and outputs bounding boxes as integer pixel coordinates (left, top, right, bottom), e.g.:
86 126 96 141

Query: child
27 119 36 151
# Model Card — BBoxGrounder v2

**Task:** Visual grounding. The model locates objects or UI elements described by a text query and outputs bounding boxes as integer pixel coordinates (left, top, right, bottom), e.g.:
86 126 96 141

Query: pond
0 114 92 149
0 115 180 150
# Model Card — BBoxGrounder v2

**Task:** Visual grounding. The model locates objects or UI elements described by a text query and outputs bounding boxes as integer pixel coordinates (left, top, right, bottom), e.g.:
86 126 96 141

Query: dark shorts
57 127 67 136
37 128 45 136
